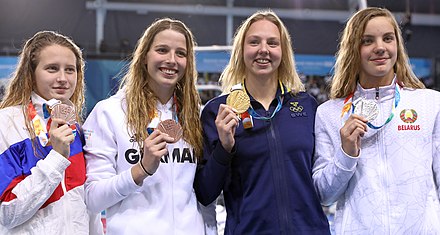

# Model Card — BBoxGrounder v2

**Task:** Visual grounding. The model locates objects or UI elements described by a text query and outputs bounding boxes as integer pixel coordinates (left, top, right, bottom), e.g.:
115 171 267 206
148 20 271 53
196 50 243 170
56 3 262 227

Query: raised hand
340 114 368 157
49 118 74 158
215 104 240 153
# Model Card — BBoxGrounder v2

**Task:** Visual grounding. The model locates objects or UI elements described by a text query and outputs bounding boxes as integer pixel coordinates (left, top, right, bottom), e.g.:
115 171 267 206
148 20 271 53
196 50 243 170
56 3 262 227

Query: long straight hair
330 7 424 99
219 10 305 94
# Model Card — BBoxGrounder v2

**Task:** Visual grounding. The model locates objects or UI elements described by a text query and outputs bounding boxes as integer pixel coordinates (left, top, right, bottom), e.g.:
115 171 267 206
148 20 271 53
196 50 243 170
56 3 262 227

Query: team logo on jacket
124 147 195 164
398 109 420 131
290 102 307 118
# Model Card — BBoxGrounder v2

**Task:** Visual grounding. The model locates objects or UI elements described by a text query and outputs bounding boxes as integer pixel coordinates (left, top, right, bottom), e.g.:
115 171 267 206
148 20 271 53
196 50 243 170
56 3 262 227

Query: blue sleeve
194 96 233 206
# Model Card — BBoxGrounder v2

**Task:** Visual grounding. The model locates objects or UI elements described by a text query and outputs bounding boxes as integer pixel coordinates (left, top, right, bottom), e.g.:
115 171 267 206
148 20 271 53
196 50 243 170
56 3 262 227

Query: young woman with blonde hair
313 7 440 234
195 10 330 234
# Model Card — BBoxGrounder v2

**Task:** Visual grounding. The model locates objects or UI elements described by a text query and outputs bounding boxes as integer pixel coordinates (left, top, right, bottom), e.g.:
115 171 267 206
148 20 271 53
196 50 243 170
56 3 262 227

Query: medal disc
50 100 76 125
226 90 250 114
353 98 379 122
157 119 183 143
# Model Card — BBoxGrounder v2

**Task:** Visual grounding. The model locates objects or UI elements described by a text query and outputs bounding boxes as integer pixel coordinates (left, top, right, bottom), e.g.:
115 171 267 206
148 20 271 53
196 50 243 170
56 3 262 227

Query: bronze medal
226 89 250 114
157 119 183 143
50 100 76 125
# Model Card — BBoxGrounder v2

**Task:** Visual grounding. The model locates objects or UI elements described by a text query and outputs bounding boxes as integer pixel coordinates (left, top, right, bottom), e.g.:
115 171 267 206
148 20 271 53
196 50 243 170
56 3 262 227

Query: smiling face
359 16 397 88
243 19 282 81
145 29 187 100
34 44 77 102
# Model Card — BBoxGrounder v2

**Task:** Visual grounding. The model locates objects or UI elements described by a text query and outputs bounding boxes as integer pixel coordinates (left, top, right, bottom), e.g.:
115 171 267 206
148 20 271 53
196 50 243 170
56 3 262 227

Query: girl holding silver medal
82 18 216 234
194 10 330 234
313 7 440 234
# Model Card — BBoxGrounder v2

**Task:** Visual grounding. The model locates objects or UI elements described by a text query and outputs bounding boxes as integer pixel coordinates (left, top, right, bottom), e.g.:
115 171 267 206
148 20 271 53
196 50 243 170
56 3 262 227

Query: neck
359 72 394 89
155 90 173 105
246 76 278 110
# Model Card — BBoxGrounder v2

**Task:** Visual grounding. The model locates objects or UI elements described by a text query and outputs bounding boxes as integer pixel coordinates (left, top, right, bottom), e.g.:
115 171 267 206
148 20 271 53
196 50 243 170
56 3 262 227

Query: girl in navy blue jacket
194 10 330 235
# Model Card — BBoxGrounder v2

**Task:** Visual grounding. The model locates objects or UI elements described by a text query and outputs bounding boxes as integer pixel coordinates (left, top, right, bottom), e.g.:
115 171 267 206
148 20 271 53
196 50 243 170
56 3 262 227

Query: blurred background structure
1 0 439 112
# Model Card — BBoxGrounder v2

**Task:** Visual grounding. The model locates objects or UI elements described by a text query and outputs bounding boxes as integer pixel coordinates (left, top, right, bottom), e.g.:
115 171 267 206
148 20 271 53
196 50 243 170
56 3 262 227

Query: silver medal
353 98 379 122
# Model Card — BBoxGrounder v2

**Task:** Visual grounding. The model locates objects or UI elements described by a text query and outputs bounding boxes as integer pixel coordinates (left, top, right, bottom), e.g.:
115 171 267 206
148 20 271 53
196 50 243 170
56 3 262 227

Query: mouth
255 58 271 64
370 57 389 62
160 67 178 76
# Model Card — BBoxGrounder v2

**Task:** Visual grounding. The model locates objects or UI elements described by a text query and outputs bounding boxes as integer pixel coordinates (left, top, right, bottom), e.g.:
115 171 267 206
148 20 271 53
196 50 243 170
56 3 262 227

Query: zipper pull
375 87 379 100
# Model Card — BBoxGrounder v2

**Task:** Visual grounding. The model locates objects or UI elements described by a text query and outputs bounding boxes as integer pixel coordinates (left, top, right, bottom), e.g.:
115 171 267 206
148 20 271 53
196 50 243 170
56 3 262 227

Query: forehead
151 29 187 48
37 44 76 64
363 16 394 35
246 19 280 38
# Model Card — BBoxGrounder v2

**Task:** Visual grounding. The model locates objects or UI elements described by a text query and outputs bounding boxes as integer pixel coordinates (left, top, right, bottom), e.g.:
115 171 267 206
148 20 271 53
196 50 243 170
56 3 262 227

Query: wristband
138 160 153 176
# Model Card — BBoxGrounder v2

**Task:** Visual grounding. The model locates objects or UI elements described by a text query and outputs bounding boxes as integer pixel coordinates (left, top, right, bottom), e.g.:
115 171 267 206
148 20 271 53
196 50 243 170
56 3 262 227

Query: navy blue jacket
194 86 330 235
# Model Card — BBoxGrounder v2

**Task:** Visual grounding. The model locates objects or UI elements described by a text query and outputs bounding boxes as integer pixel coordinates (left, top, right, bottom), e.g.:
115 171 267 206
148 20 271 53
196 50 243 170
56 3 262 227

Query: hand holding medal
226 89 250 114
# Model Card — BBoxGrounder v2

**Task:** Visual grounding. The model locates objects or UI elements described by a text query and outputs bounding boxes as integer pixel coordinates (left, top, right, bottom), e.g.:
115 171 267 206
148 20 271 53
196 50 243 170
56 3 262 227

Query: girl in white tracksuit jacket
0 31 102 235
313 7 440 234
83 18 216 235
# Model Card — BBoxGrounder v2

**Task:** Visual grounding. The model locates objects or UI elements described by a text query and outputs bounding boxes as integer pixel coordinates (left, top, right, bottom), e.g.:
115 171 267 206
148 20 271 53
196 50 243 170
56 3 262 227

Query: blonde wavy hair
219 10 305 94
0 31 85 155
119 18 203 158
330 7 425 99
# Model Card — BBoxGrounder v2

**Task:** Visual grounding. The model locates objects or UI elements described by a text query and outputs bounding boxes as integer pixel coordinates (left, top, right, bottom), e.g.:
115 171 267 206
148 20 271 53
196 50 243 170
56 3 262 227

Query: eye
65 67 77 74
46 65 59 72
176 50 187 58
384 35 395 43
247 39 259 46
361 37 373 45
268 40 280 47
156 47 168 54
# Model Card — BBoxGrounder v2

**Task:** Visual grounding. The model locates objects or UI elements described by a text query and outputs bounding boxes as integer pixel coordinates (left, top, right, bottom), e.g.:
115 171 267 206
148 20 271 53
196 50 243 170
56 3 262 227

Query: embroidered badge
290 102 307 118
399 109 417 123
398 109 420 131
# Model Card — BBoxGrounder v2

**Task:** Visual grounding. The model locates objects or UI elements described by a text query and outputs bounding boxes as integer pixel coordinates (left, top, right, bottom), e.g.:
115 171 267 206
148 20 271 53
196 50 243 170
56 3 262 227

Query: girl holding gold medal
313 7 440 234
83 19 216 234
195 10 330 234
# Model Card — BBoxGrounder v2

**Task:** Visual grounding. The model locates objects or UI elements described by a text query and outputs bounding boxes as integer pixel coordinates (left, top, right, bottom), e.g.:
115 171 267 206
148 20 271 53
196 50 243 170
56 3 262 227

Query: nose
374 40 385 54
258 42 269 55
166 52 177 64
56 71 68 83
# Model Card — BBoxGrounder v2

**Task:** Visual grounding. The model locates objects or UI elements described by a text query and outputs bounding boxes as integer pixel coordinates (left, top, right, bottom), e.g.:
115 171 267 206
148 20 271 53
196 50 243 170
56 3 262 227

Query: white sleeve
0 151 70 229
83 101 140 214
312 105 358 206
432 99 440 200
199 201 218 235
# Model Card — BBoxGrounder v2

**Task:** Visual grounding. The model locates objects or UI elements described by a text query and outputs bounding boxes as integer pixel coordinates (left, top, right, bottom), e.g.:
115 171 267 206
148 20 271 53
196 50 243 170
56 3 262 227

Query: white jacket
313 81 440 234
83 89 216 235
0 93 102 235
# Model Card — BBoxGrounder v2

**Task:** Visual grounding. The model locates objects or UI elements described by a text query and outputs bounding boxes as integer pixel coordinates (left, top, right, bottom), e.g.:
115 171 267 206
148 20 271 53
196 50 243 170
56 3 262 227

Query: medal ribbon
246 80 289 121
147 93 179 135
28 101 52 146
340 83 400 129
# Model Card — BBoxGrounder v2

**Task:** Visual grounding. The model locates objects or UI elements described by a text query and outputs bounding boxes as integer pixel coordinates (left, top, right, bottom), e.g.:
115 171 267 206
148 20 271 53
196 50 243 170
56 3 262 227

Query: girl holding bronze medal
194 10 330 234
82 18 216 234
0 31 102 234
313 7 440 234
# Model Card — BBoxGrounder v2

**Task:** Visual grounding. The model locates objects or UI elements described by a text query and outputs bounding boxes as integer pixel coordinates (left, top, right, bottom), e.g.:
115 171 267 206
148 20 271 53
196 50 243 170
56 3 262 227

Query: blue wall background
0 53 433 115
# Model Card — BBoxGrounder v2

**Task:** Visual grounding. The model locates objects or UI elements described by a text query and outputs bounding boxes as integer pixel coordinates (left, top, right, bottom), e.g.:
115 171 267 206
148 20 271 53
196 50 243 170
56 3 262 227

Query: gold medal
226 89 250 114
157 119 183 143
